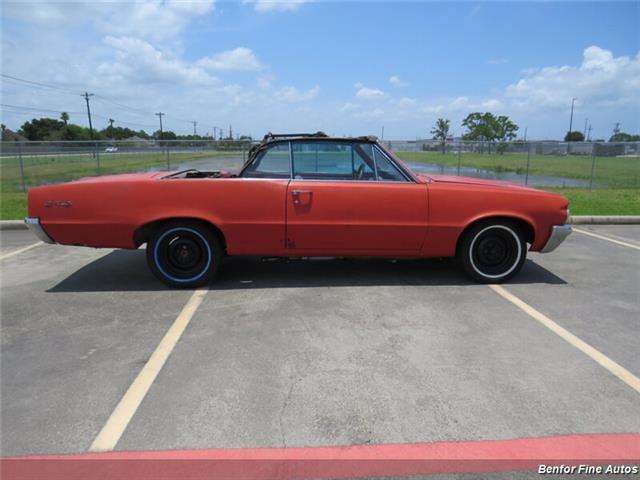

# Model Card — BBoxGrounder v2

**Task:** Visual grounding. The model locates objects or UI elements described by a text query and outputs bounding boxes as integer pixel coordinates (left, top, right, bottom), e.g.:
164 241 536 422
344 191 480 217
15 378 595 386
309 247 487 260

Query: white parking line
0 241 43 261
573 228 640 251
489 284 640 394
89 288 208 452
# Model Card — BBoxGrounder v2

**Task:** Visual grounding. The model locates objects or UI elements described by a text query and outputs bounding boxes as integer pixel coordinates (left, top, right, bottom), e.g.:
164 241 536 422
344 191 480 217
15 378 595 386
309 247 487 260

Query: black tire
457 221 527 283
146 221 221 288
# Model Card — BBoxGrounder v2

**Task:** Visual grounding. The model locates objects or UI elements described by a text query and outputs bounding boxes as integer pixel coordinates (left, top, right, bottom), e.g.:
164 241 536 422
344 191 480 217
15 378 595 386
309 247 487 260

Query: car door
286 141 428 252
227 142 291 255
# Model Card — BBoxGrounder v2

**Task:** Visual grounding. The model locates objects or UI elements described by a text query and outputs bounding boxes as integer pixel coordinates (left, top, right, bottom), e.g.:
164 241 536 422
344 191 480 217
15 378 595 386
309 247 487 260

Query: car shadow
47 250 567 293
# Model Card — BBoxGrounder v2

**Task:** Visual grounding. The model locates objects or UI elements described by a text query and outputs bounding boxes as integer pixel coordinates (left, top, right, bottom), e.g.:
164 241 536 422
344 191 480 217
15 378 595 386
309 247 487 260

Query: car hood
70 171 166 184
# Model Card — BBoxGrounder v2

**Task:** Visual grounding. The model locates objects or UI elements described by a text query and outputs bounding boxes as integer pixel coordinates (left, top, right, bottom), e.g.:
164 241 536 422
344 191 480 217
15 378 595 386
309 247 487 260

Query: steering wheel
355 164 365 180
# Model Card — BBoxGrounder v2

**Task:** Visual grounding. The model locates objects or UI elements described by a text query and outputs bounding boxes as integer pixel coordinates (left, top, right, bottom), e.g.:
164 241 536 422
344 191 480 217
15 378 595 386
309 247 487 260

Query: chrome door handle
292 190 311 205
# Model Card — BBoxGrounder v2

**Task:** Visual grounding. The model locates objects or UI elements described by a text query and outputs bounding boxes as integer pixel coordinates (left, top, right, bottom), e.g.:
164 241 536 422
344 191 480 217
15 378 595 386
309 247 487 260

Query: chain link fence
0 139 252 193
386 139 639 189
1 139 639 194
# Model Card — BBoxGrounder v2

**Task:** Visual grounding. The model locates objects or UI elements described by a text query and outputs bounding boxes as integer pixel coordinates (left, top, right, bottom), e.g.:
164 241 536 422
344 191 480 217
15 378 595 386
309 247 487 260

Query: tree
609 132 640 142
19 118 66 140
430 118 450 154
60 112 69 125
564 131 585 142
462 112 519 154
154 130 176 140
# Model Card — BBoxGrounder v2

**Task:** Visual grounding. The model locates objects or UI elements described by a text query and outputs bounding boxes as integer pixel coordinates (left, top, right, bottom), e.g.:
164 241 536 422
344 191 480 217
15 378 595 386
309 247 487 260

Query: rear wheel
146 221 221 288
458 221 526 283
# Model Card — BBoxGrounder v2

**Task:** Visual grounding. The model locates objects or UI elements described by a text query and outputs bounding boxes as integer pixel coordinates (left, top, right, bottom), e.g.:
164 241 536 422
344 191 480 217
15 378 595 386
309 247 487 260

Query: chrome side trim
540 224 572 253
24 217 55 244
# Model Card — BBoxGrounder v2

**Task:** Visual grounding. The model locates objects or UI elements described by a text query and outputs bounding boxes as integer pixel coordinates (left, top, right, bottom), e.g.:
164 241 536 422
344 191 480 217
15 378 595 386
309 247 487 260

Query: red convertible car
25 133 571 287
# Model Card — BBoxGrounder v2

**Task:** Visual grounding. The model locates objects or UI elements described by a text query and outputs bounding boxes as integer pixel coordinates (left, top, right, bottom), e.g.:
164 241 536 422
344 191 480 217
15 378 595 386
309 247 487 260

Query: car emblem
44 201 72 208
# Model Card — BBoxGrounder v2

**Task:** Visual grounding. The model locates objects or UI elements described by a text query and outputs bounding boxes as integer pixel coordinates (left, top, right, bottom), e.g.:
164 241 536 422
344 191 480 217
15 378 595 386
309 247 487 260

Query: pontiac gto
25 133 571 287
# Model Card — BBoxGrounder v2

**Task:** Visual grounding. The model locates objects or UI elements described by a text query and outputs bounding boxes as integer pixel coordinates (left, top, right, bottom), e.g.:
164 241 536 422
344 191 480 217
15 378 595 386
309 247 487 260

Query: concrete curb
569 216 640 225
1 216 640 230
0 220 27 230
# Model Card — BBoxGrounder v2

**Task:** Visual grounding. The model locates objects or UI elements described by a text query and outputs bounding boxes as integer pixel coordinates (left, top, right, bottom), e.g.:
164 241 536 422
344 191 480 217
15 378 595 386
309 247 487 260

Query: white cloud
481 98 502 110
198 47 262 71
100 36 219 86
505 45 640 110
275 85 320 102
356 87 386 100
389 75 408 87
397 97 416 107
422 96 472 114
3 1 216 41
257 74 276 89
242 0 310 12
102 1 216 40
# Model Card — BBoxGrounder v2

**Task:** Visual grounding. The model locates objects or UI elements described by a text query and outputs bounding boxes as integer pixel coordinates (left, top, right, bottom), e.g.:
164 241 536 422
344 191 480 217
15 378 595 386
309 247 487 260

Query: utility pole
213 126 217 140
523 127 528 142
229 124 233 140
82 92 94 139
381 126 384 140
192 121 197 136
583 118 589 139
566 97 576 154
587 125 592 141
567 97 576 140
155 112 164 139
613 122 621 138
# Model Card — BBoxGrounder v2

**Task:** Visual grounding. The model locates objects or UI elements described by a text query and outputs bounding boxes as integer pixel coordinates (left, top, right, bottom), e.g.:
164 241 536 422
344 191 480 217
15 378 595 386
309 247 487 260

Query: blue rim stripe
153 227 212 283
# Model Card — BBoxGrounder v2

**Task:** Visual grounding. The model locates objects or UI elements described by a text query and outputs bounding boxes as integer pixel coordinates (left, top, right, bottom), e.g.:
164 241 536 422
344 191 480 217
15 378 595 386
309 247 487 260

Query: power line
2 73 210 132
91 113 156 129
2 74 167 121
1 103 156 129
93 94 157 117
1 73 78 96
0 103 82 115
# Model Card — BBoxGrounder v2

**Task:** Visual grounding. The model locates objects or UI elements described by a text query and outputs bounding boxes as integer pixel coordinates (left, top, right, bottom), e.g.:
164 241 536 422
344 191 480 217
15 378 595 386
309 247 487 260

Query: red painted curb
2 433 639 479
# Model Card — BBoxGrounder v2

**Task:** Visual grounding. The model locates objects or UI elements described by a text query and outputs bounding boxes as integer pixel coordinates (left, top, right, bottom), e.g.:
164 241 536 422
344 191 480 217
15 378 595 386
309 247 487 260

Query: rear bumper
24 217 55 244
540 224 572 253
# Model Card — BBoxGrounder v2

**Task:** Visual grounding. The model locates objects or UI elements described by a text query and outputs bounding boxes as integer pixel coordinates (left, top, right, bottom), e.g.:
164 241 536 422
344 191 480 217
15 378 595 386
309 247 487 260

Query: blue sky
1 1 639 139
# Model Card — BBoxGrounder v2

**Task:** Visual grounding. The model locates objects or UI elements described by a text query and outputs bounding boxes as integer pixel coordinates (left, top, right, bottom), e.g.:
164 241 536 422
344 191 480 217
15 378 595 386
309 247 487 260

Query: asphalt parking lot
1 226 639 467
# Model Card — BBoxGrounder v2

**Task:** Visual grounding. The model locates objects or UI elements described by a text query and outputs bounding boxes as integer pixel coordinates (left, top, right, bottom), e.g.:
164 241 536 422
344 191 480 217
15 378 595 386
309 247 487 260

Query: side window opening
292 142 375 181
242 143 291 178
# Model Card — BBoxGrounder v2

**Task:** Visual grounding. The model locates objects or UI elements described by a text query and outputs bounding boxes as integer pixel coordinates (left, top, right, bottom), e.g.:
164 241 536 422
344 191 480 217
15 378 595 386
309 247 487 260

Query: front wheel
458 221 527 283
146 221 221 288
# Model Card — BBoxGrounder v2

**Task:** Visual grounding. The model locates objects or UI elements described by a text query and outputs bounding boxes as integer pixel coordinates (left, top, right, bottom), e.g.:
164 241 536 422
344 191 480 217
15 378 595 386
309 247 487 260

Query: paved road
1 226 638 476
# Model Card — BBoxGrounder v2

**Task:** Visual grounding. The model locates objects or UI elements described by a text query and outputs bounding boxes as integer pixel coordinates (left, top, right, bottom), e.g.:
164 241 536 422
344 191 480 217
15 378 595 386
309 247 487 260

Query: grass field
395 151 640 189
0 150 244 193
1 148 638 219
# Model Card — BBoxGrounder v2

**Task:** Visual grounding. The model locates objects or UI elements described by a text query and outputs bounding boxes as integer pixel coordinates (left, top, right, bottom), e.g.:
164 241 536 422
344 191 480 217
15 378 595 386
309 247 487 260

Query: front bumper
540 224 572 253
24 217 55 244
